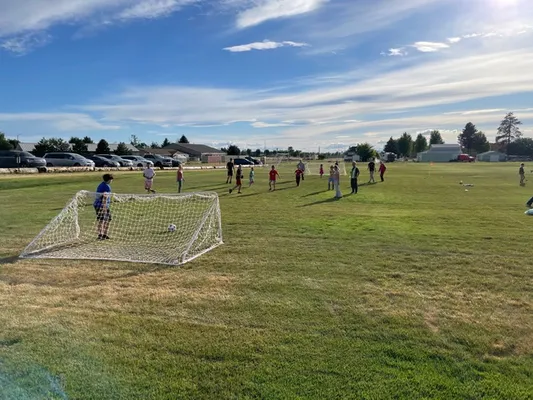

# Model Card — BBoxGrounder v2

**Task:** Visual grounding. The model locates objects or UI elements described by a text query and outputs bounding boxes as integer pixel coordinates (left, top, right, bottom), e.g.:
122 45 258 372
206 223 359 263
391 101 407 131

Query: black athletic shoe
103 235 110 240
98 234 104 240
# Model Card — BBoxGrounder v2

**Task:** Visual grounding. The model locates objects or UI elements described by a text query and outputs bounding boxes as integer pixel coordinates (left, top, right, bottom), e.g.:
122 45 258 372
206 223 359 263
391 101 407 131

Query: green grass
0 163 532 399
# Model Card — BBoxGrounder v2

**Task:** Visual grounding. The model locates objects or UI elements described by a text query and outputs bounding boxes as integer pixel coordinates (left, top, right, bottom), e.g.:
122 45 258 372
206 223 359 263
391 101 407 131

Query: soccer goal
305 161 347 175
20 191 223 266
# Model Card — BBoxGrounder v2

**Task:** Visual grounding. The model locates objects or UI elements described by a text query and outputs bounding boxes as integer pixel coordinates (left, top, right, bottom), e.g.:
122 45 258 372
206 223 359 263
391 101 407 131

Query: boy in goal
269 165 280 191
94 174 113 240
143 165 156 193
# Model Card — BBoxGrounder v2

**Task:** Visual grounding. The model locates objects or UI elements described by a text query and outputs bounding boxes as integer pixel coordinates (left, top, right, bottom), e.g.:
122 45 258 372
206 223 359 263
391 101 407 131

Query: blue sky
0 0 532 151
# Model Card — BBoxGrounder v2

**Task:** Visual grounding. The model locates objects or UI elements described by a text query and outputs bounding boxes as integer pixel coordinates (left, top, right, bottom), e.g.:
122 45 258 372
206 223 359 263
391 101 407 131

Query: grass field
0 162 532 399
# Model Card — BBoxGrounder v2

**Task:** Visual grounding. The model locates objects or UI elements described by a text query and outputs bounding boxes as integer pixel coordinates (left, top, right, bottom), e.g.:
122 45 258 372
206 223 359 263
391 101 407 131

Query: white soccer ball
168 224 177 232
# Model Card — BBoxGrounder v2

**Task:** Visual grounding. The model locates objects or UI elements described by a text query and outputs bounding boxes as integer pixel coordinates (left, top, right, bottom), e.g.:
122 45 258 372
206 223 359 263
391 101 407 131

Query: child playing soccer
229 165 243 194
319 164 324 178
295 168 303 187
94 174 113 240
519 163 525 185
328 165 335 190
249 167 255 187
177 165 184 193
269 165 280 191
143 165 156 193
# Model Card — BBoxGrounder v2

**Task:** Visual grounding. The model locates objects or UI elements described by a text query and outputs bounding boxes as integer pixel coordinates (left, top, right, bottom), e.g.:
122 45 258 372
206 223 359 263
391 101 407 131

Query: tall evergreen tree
383 137 398 154
496 112 522 154
472 131 490 154
69 137 88 153
413 134 428 153
178 135 189 144
0 133 13 150
115 142 132 155
397 132 413 157
458 122 477 154
96 139 111 154
161 138 171 147
429 130 445 145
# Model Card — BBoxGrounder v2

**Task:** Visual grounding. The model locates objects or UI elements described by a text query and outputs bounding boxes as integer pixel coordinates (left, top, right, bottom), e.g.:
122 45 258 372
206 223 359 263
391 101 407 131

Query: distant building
476 151 507 162
417 144 462 162
163 143 225 162
138 148 189 162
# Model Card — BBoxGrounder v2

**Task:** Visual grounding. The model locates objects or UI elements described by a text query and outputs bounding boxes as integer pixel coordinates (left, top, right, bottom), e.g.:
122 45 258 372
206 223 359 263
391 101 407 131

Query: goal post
20 191 223 266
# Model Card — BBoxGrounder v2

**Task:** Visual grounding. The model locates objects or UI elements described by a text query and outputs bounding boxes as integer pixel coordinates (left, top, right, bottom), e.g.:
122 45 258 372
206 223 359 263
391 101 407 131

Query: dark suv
0 150 46 168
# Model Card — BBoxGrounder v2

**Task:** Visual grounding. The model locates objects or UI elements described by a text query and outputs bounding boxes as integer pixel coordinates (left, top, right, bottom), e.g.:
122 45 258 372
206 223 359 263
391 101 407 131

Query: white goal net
305 162 347 176
20 191 223 266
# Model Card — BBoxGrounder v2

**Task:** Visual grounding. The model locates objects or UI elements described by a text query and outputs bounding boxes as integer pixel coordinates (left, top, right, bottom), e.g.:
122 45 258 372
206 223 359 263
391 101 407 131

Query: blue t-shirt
94 182 111 208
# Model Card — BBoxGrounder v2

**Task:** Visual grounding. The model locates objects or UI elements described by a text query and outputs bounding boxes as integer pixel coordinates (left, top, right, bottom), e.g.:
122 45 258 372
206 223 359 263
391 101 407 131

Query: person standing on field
249 167 255 187
519 163 526 185
295 168 303 187
226 158 235 184
143 165 156 193
229 165 243 194
379 161 387 182
269 165 280 191
177 165 184 193
367 159 376 183
334 165 342 198
94 174 114 240
350 161 360 194
328 165 335 190
297 160 306 181
319 164 324 178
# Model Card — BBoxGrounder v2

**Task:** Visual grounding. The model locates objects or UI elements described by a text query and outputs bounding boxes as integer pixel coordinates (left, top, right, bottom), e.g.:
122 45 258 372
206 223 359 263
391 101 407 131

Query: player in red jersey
269 165 280 191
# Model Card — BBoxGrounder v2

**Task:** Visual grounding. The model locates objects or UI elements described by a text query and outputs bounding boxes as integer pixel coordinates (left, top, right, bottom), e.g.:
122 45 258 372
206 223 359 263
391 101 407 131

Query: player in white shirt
143 166 156 193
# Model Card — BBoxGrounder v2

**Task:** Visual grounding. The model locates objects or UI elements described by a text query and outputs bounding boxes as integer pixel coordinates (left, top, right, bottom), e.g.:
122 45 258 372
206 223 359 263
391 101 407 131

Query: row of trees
130 135 189 149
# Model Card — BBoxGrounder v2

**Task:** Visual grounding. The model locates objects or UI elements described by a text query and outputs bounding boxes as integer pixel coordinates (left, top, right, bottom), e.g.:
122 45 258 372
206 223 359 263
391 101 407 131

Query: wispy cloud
0 32 51 55
0 0 198 53
381 47 407 57
223 40 308 52
235 0 327 29
447 37 461 44
0 113 120 131
412 41 449 53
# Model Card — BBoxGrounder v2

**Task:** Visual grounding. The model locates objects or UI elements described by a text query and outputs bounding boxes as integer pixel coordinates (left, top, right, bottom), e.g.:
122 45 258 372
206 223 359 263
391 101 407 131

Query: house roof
139 148 189 157
427 144 461 151
17 142 38 152
164 143 224 154
477 151 505 156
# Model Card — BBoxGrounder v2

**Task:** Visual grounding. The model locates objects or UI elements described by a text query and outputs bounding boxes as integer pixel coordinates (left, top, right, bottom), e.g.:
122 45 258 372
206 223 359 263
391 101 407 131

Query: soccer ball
168 224 177 232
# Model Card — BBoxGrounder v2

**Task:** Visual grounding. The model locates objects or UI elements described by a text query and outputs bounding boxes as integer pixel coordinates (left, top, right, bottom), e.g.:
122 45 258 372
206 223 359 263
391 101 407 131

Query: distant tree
246 148 252 156
254 149 261 157
32 138 70 156
288 146 294 157
96 139 111 154
82 136 94 144
507 138 533 157
355 143 376 162
458 122 477 154
8 139 19 149
397 132 413 157
264 149 270 156
429 130 445 145
472 131 490 154
115 142 132 155
413 134 428 153
496 112 522 154
0 133 12 150
227 145 241 155
162 138 171 147
220 147 227 153
150 141 160 149
178 135 189 144
383 137 398 154
69 137 88 154
130 135 140 146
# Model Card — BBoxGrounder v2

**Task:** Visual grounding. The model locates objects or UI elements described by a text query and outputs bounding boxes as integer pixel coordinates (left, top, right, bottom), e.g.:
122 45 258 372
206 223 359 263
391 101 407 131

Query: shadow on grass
358 182 379 187
298 197 343 207
0 256 19 265
302 190 329 197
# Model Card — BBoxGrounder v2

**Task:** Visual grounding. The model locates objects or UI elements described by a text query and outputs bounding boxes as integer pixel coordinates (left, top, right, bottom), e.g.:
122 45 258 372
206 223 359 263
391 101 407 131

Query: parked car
44 152 95 167
143 154 173 168
121 155 154 168
457 154 475 162
96 154 134 167
245 156 262 165
171 158 182 167
0 150 47 168
83 155 120 168
233 158 254 166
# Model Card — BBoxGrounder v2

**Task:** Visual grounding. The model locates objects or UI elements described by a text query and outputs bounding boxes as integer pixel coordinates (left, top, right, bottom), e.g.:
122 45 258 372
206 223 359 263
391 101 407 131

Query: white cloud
412 41 450 52
381 47 407 56
251 122 293 128
0 113 120 131
235 0 327 29
447 37 461 43
0 32 51 55
0 0 197 53
223 40 308 52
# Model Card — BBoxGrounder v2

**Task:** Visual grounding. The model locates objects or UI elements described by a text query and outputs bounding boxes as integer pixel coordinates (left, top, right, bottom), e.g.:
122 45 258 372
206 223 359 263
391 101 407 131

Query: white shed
476 151 507 162
417 144 462 162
